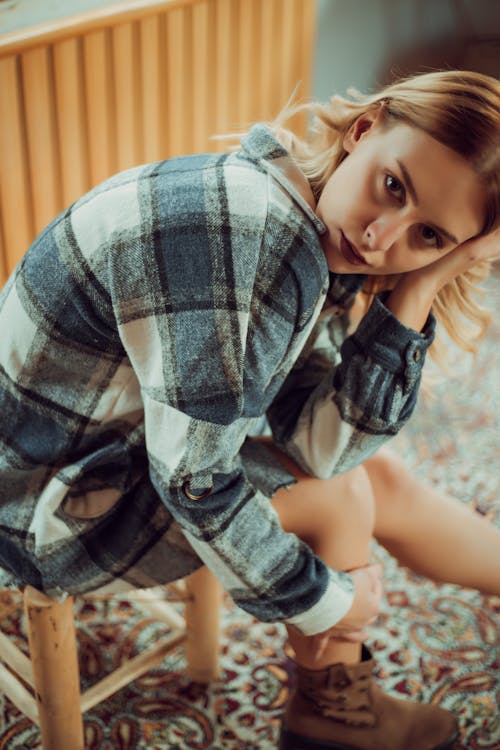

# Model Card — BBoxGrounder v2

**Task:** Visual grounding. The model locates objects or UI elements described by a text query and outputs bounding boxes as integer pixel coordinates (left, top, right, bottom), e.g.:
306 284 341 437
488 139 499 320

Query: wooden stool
0 567 221 750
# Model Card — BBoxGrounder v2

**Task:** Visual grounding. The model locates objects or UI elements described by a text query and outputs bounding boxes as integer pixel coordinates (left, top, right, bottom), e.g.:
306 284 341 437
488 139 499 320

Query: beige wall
314 0 500 98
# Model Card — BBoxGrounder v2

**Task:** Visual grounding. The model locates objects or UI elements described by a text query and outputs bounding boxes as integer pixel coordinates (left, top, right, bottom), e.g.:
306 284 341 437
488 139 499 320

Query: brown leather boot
279 646 459 750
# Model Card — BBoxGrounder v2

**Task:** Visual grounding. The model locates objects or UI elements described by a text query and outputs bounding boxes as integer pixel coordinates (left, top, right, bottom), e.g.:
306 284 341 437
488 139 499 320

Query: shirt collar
239 124 327 237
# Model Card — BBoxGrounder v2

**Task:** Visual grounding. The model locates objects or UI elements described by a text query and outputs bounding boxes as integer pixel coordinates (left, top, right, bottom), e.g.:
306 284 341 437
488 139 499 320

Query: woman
0 70 498 749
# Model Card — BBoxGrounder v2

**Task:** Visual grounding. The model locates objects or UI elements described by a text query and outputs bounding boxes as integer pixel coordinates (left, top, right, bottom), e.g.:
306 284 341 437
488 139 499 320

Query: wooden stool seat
0 567 221 750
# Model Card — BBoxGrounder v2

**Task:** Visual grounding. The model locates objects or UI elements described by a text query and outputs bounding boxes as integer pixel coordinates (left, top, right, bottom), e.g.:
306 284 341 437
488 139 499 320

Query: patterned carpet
1 277 499 749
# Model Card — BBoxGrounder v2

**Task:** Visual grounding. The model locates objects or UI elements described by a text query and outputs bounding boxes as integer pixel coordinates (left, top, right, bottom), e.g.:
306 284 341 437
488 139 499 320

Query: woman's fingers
312 628 365 661
401 225 500 297
466 226 500 264
350 563 384 619
311 562 385 661
429 227 500 290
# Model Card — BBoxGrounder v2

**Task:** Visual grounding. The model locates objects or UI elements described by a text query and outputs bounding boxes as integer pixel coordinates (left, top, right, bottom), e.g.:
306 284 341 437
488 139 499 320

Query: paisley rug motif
1 275 499 749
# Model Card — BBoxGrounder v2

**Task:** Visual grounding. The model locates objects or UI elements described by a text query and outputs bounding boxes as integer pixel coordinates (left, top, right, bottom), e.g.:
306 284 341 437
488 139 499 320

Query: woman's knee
364 447 416 512
329 465 376 533
364 447 419 537
271 460 375 567
278 464 375 536
305 466 375 566
365 447 407 491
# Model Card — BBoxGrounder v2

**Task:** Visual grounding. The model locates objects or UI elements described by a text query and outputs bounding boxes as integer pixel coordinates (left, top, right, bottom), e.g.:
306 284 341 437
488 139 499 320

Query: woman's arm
269 229 499 478
267 286 435 480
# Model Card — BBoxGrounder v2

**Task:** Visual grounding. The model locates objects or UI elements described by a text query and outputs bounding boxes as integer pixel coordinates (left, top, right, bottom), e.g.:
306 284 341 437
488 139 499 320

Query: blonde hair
272 70 500 361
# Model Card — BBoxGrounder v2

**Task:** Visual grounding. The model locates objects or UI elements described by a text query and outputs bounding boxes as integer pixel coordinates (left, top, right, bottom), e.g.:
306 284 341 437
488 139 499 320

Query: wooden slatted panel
0 220 6 286
53 38 89 207
191 1 211 153
21 46 62 235
237 0 260 127
280 0 298 104
0 56 34 275
166 5 193 157
113 22 144 170
259 0 278 121
213 0 237 149
295 0 317 132
280 0 314 136
140 14 166 162
83 29 117 186
0 0 316 287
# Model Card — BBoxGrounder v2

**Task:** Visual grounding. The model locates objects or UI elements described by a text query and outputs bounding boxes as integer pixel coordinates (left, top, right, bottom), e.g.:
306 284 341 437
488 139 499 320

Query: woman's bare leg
267 444 461 748
263 440 500 673
267 444 375 670
365 447 500 595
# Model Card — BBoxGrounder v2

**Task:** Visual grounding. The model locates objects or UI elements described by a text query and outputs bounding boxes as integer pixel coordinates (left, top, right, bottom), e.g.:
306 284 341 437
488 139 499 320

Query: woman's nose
363 215 407 252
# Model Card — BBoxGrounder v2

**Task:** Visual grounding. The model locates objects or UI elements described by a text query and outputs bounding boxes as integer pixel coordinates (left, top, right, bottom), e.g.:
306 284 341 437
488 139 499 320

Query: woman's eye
420 225 442 248
384 174 405 202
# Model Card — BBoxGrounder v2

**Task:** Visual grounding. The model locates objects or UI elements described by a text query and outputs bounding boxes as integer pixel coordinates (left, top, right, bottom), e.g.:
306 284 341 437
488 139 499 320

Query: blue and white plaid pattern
0 126 434 635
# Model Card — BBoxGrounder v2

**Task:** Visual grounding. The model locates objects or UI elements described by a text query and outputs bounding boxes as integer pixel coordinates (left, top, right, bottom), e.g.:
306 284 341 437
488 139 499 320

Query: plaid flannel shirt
0 125 434 635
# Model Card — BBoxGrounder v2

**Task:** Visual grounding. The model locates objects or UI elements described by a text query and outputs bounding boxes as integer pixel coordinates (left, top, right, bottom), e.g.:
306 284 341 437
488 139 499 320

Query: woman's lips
340 232 369 266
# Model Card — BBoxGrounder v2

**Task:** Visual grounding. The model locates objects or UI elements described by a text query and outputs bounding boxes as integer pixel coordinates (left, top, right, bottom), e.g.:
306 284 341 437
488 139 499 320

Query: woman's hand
312 563 383 662
412 225 500 295
386 227 500 332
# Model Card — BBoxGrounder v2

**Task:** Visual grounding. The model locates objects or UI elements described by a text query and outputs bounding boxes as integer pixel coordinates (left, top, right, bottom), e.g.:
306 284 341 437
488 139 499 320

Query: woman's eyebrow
396 159 459 245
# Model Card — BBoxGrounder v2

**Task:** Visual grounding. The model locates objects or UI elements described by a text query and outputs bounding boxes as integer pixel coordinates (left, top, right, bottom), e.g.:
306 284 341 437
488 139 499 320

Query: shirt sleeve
120 294 356 638
112 163 355 636
144 405 355 636
267 291 436 479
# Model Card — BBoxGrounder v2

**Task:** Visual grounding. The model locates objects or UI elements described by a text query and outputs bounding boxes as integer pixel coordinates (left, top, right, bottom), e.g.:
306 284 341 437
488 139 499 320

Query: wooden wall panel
83 29 117 186
113 22 144 170
0 56 33 271
191 1 211 153
22 47 62 235
140 14 165 162
166 6 193 157
0 0 316 286
53 38 89 206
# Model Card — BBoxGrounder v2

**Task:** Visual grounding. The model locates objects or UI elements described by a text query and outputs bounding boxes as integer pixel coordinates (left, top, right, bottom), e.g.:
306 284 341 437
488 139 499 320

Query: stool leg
24 586 84 750
183 567 222 682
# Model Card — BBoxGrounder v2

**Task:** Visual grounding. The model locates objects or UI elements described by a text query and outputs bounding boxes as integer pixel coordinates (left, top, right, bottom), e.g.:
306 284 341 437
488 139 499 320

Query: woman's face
316 114 486 275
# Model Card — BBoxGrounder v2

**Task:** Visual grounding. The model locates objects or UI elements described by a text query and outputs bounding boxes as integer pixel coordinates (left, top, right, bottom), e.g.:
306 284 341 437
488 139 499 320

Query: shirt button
413 348 422 363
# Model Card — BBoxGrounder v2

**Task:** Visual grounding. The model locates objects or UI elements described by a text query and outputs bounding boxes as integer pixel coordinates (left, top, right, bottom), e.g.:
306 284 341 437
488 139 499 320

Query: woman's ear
343 107 386 153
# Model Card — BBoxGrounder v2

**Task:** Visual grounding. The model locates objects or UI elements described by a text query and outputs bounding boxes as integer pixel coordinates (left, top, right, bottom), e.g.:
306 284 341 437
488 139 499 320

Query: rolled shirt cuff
284 569 355 636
